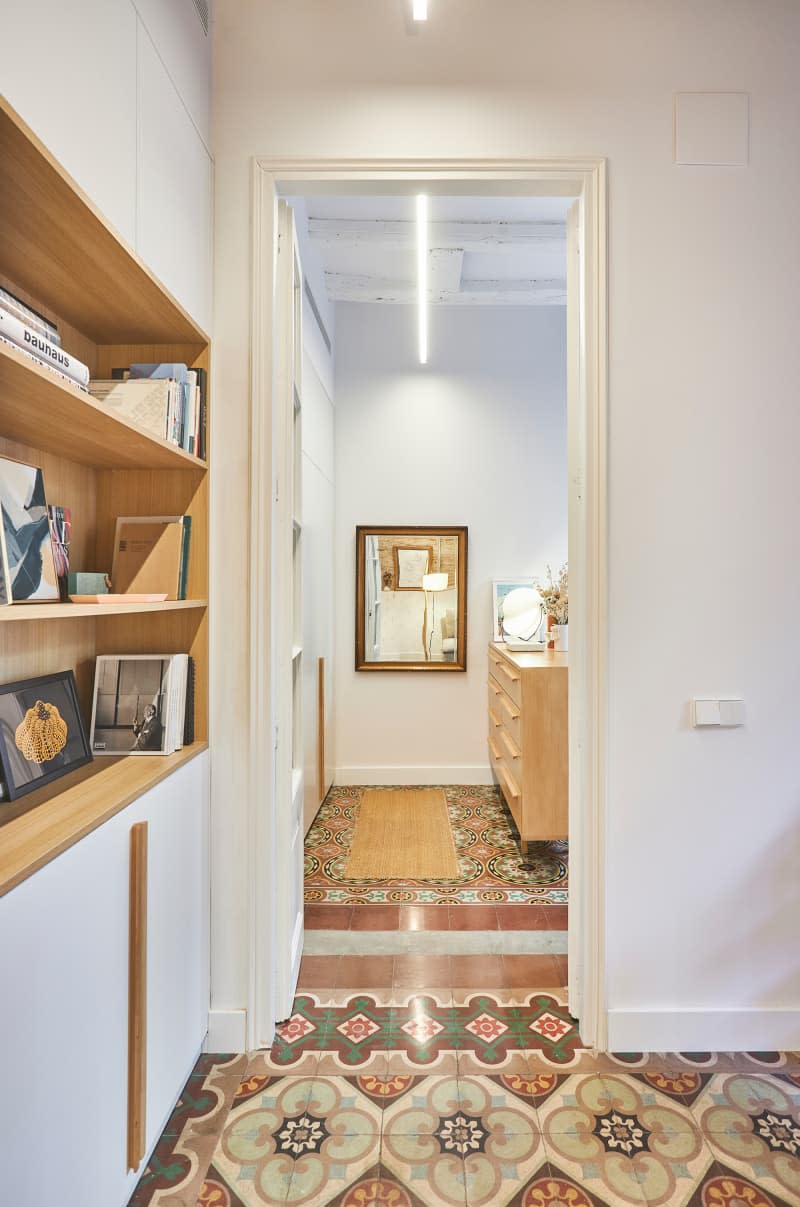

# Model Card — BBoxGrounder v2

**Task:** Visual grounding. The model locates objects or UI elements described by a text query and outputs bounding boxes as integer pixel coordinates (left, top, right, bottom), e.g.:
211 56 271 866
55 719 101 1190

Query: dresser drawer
488 650 523 709
487 677 522 748
496 761 522 827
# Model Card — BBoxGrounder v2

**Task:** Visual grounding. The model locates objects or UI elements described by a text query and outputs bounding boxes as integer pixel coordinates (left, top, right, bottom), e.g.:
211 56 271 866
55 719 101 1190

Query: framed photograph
90 655 174 755
492 578 539 642
393 544 433 590
0 455 60 603
0 671 92 801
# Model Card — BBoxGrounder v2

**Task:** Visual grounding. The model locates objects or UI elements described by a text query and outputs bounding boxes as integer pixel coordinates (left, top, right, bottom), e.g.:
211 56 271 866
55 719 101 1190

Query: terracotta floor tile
502 955 562 989
304 903 354 930
393 955 452 988
540 905 568 930
448 904 499 931
297 955 340 988
337 955 395 988
449 954 506 987
399 904 450 931
495 903 548 930
350 904 401 931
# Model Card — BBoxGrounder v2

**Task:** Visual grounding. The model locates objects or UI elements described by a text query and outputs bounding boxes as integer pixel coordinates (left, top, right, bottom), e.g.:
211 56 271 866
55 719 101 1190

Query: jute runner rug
343 788 459 880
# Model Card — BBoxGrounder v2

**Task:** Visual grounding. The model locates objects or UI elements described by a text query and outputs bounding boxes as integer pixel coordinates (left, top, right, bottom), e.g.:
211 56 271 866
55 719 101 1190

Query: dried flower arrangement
535 563 568 624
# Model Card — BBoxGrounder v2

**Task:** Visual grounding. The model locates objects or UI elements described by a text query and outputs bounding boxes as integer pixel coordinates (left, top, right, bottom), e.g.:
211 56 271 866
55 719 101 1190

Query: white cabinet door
136 18 213 333
144 752 210 1146
0 798 134 1207
0 0 137 246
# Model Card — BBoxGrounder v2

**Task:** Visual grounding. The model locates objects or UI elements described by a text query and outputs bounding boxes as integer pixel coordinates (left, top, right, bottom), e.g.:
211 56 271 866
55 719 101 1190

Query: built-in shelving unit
0 96 210 882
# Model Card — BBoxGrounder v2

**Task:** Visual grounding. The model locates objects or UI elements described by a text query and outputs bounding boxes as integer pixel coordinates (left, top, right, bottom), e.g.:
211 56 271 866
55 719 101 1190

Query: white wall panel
132 0 212 146
137 18 213 331
334 303 567 779
0 0 137 246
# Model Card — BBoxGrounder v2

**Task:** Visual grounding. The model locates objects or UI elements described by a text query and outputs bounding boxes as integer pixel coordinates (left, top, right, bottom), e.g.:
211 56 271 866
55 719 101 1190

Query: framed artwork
0 671 92 800
492 578 541 642
0 455 60 602
393 544 434 590
90 654 174 755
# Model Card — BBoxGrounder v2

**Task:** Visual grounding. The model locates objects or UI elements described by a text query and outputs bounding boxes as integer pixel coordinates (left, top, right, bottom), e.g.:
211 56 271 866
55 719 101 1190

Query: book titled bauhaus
111 515 191 600
0 306 89 388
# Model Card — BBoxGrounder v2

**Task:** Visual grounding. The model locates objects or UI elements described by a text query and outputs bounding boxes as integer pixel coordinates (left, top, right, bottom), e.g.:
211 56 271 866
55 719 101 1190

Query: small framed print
0 671 92 801
0 455 60 603
492 578 539 642
393 544 433 590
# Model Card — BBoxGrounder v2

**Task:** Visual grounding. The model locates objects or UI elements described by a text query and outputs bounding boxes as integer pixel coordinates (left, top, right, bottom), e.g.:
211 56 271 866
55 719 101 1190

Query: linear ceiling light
412 0 428 19
417 194 428 365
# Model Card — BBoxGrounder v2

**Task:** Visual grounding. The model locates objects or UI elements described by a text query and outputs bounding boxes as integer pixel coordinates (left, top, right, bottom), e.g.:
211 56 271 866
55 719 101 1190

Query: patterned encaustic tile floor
304 786 568 907
128 988 800 1207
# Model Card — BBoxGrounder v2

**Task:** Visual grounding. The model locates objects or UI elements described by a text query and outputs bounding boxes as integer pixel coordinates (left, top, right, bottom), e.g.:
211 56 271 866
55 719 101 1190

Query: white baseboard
607 1008 800 1053
205 1008 248 1053
334 765 494 786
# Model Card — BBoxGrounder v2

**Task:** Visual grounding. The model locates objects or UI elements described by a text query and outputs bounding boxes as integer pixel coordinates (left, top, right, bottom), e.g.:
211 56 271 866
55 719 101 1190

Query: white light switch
692 697 745 727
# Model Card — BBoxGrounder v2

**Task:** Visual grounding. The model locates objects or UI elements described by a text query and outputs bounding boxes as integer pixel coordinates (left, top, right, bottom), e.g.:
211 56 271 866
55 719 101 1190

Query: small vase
552 624 568 652
546 614 555 650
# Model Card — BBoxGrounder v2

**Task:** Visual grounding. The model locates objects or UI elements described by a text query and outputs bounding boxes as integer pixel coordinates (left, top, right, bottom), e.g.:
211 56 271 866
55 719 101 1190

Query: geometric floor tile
305 785 568 905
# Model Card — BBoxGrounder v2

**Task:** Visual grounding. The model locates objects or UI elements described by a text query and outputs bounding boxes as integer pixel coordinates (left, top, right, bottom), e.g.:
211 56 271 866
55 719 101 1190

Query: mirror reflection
356 526 468 671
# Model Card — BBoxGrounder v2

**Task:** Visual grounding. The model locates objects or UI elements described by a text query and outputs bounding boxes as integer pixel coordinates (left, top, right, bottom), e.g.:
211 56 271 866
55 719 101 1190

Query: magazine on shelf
0 307 89 387
110 514 191 600
89 653 191 756
87 378 172 441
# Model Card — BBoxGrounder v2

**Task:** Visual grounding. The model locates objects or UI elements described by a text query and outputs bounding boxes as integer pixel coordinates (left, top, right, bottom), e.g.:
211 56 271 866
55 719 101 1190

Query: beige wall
211 0 800 1047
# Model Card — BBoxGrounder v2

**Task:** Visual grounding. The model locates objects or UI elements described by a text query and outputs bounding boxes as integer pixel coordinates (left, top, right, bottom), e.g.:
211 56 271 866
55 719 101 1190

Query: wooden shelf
0 742 209 897
0 599 208 622
0 341 207 470
0 97 206 346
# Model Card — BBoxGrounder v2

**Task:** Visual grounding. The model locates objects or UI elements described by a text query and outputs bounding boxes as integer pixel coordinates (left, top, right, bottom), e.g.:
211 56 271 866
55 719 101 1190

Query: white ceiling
301 194 570 307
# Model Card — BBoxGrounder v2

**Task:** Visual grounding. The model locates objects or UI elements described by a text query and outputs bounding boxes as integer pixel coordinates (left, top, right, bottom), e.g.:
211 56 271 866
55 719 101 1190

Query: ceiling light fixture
412 0 428 20
417 193 428 365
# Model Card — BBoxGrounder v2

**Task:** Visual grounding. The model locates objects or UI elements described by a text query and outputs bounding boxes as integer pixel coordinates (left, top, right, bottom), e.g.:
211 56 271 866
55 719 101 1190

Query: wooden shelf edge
0 600 208 622
0 341 208 471
0 742 209 898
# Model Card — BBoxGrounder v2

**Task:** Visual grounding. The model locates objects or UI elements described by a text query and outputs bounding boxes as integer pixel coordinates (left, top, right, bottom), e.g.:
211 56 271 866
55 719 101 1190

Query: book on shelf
87 378 173 441
0 306 89 388
108 361 206 459
111 514 192 600
46 505 71 601
89 653 193 757
0 285 61 345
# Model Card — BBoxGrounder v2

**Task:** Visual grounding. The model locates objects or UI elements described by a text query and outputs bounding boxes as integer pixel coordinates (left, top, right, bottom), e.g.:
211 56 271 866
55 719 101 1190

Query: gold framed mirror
355 525 468 671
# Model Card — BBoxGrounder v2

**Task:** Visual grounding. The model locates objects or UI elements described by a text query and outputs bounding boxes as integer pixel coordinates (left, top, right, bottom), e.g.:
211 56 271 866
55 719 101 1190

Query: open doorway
248 160 608 1057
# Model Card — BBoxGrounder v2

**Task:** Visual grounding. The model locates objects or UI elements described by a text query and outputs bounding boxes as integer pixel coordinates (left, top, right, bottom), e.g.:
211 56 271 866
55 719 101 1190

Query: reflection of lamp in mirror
500 586 544 650
422 572 449 660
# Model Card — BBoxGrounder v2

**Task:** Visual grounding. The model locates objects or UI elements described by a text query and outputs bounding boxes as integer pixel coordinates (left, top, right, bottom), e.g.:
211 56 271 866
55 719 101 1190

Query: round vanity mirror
500 586 543 642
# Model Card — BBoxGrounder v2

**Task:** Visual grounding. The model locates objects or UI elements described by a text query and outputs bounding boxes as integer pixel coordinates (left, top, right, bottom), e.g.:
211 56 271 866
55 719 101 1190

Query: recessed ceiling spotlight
412 0 428 20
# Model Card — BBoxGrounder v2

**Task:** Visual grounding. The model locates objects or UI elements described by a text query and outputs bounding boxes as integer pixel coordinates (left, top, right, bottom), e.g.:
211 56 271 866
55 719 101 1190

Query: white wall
212 0 800 1049
0 0 212 331
334 302 566 782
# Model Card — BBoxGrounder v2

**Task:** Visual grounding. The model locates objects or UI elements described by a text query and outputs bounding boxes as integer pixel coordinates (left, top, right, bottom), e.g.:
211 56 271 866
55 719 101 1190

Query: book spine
0 333 89 392
0 307 89 387
0 286 61 345
183 656 195 745
178 515 192 600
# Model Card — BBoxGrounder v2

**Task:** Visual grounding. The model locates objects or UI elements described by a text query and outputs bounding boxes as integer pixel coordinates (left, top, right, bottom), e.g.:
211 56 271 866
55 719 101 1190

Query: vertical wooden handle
127 821 148 1171
318 656 325 804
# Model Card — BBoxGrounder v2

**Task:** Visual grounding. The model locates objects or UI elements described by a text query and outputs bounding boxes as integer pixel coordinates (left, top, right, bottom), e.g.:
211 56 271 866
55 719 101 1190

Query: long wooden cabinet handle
495 660 520 684
497 692 520 722
498 765 521 802
488 707 503 729
127 822 148 1172
499 729 521 761
488 734 504 762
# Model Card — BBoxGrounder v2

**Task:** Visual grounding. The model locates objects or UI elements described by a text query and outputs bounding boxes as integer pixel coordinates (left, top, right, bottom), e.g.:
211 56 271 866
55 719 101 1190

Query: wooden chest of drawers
487 643 568 847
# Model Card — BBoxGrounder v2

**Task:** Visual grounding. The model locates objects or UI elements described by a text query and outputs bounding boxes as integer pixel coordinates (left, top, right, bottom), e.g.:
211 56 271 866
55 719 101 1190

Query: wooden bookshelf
0 96 210 875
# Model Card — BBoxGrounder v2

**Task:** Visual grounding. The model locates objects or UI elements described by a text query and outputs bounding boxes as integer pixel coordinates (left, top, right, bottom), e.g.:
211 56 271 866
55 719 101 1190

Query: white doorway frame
248 157 608 1052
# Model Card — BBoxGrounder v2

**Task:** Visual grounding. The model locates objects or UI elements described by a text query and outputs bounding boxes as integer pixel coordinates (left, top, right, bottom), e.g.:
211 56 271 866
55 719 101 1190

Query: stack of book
88 361 207 458
0 285 90 392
